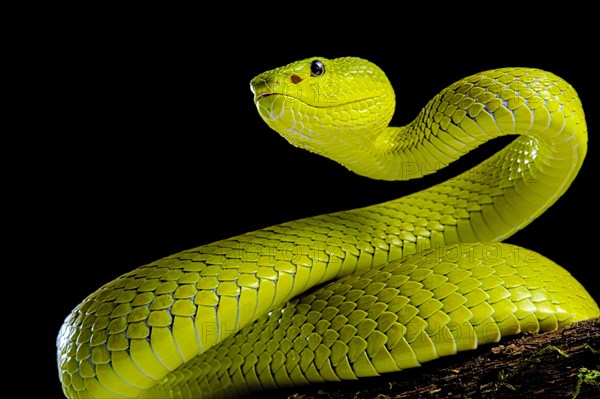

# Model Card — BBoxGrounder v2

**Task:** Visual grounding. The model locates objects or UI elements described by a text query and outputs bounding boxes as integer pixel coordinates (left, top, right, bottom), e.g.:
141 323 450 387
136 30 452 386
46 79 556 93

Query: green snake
57 57 598 398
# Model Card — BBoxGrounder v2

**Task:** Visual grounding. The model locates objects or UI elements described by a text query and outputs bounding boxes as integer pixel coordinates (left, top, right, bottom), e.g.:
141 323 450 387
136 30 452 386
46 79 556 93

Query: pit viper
57 57 599 398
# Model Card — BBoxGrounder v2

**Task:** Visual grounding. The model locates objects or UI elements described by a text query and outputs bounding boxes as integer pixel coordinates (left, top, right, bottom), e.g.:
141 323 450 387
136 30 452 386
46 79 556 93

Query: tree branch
278 318 600 399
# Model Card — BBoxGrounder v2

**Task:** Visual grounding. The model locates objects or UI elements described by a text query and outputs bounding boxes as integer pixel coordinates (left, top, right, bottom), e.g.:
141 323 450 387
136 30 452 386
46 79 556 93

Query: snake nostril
291 75 303 84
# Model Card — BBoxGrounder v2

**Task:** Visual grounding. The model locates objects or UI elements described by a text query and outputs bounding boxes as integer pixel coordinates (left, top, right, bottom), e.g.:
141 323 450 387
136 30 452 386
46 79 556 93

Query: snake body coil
57 57 598 398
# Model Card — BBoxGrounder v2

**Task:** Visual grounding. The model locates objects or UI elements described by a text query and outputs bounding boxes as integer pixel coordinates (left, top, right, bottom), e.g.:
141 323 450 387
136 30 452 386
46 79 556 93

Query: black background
24 8 598 398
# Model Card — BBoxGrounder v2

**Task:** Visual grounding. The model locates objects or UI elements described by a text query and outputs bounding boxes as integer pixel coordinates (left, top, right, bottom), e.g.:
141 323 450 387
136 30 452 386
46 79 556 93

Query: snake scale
57 57 599 398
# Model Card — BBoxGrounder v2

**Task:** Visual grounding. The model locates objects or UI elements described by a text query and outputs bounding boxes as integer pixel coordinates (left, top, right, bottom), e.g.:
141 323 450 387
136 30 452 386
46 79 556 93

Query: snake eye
310 60 325 77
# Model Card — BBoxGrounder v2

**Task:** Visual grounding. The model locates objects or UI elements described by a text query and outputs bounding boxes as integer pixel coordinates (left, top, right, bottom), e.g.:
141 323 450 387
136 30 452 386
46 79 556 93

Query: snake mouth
255 92 378 109
254 92 276 103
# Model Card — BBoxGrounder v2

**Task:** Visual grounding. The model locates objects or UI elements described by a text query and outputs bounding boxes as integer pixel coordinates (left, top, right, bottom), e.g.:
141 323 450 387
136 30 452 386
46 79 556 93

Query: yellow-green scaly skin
57 57 598 398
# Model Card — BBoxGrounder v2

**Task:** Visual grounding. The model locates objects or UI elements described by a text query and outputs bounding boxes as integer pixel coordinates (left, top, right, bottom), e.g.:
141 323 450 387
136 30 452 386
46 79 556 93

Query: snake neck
373 68 587 242
338 74 586 185
326 68 588 244
335 125 438 181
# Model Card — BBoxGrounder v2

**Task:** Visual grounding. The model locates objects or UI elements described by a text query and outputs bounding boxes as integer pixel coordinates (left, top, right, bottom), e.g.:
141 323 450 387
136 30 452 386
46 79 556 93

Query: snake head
250 57 396 158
